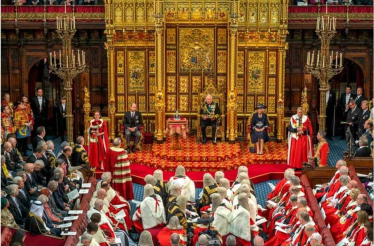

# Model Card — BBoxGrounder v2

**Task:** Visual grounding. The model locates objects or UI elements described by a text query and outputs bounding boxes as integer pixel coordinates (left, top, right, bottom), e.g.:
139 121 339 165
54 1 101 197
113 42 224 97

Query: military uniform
45 150 57 169
313 139 329 167
199 101 221 143
71 144 89 167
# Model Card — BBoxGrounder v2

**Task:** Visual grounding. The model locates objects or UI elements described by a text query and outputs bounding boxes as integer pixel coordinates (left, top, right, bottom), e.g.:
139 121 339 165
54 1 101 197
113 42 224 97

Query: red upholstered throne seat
1 227 13 246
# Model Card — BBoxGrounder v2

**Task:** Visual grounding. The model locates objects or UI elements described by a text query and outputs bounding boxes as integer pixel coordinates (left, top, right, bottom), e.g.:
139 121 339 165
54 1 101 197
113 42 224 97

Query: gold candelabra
305 4 343 132
49 13 88 146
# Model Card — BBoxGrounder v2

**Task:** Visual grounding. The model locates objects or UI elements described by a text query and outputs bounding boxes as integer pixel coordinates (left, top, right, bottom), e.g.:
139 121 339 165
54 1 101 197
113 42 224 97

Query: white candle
340 53 342 67
330 55 332 67
54 51 56 67
66 55 68 67
316 17 319 30
311 51 314 66
78 50 80 65
335 53 338 67
322 57 325 68
322 17 324 30
49 52 52 66
59 50 62 66
317 52 320 67
83 51 85 65
65 2 67 13
73 16 76 29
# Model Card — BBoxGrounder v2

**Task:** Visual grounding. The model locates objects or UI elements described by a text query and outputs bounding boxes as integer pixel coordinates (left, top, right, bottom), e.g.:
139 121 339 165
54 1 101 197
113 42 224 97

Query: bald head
94 199 104 210
198 235 208 246
24 163 34 173
170 233 180 246
253 236 264 246
97 188 107 199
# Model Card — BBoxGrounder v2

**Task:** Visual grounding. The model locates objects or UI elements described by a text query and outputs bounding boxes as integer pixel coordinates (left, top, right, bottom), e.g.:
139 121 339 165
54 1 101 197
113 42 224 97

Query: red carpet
95 137 292 188
126 136 288 172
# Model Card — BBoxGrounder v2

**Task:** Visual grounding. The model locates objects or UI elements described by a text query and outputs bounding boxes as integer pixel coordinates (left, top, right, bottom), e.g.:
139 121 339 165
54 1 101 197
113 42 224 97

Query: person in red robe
337 210 370 246
267 168 294 201
1 105 15 135
157 216 187 246
310 131 329 167
106 137 134 200
88 111 109 169
1 93 14 118
287 107 313 169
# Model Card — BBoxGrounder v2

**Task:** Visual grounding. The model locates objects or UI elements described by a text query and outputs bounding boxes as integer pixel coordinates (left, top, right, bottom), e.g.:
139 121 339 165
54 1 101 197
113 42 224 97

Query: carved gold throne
196 82 225 142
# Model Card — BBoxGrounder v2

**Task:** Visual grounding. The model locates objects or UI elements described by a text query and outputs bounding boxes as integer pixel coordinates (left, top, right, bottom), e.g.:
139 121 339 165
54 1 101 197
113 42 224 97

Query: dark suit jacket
17 189 31 210
32 135 44 151
354 95 366 108
358 109 371 135
1 169 8 190
326 89 336 113
48 191 64 215
339 93 356 113
5 152 21 171
25 172 38 195
7 195 27 225
123 111 143 130
343 107 362 139
354 146 371 157
26 154 39 164
57 153 71 175
53 190 66 211
55 103 67 133
33 170 46 186
31 96 48 120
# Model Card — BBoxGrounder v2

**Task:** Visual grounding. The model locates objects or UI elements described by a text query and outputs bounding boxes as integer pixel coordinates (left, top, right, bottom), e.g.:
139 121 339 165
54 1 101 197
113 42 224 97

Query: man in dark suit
47 180 67 217
338 86 356 113
32 126 46 151
26 146 44 164
13 176 31 210
6 184 27 226
3 142 22 174
24 163 38 199
357 100 371 137
354 87 366 108
325 83 336 139
123 103 143 153
354 136 371 157
31 88 48 138
358 120 373 147
343 99 362 155
55 96 67 141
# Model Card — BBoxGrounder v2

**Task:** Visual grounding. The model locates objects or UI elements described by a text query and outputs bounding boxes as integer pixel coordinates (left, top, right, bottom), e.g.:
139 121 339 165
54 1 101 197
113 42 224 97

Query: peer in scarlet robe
315 170 341 200
343 224 366 246
157 226 187 246
106 145 134 200
287 111 313 168
265 221 301 246
88 113 109 169
330 202 360 243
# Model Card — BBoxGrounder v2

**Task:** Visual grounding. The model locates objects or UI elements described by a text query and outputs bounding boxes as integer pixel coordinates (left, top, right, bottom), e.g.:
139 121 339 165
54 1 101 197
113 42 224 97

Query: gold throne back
196 82 225 141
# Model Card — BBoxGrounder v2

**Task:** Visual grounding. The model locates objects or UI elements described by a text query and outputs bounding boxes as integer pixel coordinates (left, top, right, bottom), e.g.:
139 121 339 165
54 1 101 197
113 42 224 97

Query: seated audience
25 200 51 235
13 176 30 211
32 126 45 151
7 137 25 166
133 184 166 232
38 194 62 223
4 141 23 175
26 146 43 164
45 140 57 169
1 197 20 228
71 136 89 167
6 184 27 226
354 136 371 157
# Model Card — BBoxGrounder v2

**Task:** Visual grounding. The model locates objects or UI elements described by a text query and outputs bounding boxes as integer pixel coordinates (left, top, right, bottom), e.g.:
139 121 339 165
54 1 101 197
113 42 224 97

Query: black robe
25 212 48 235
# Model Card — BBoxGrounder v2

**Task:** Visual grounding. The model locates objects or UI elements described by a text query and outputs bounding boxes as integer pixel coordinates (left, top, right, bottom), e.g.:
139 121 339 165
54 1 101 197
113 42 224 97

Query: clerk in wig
287 107 313 169
89 111 109 169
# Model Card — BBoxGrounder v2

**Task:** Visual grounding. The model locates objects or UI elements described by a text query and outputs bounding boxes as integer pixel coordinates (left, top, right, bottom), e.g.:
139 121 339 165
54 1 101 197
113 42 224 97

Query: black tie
131 112 134 118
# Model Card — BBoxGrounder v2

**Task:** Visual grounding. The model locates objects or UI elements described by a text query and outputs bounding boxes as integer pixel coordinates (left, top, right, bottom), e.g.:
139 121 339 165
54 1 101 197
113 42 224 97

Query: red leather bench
301 175 336 246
